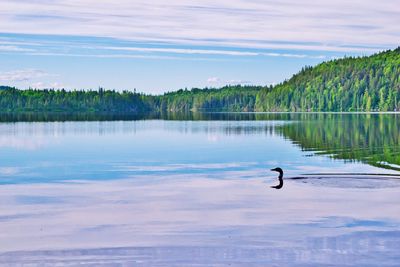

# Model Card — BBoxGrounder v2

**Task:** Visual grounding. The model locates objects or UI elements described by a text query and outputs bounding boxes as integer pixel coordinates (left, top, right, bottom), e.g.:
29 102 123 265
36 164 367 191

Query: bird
270 167 283 189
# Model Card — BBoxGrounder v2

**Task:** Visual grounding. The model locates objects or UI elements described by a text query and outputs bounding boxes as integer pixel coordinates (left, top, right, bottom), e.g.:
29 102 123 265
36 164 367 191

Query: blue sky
0 0 399 94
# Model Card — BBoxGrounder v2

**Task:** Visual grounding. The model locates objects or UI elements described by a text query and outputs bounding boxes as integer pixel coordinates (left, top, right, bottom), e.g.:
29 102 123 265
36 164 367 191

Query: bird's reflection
270 167 283 189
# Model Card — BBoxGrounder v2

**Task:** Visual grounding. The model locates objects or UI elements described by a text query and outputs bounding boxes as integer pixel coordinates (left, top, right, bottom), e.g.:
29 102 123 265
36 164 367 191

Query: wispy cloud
0 69 64 89
103 46 326 58
207 77 252 85
0 0 397 92
207 77 221 84
0 69 49 82
0 45 35 52
30 81 66 89
0 0 397 53
261 52 326 59
0 35 328 60
226 79 252 85
105 46 258 56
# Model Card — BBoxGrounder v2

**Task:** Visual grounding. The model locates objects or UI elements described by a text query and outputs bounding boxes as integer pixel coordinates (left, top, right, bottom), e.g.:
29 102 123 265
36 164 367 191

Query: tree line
1 47 399 113
0 85 262 113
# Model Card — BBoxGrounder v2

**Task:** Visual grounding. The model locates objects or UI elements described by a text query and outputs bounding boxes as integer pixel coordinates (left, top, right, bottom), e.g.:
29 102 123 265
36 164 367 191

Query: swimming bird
271 167 283 189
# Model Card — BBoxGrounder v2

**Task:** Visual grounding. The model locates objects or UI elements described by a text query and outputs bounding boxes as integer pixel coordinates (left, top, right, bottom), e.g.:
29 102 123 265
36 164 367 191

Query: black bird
270 167 283 189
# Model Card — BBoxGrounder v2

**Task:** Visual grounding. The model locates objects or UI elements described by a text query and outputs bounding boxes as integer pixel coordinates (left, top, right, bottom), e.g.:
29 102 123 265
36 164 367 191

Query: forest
0 47 399 113
149 86 262 112
0 87 151 113
256 47 400 111
0 85 262 113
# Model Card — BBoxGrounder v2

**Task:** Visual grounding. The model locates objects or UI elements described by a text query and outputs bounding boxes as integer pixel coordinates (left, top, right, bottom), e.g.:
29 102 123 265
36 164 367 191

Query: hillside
256 47 400 112
1 48 399 113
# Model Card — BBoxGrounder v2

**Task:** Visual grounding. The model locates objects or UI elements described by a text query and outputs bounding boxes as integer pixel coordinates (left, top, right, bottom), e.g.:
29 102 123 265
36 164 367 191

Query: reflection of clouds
207 133 219 142
114 162 257 172
2 230 400 267
0 120 283 137
0 175 399 256
168 121 281 136
0 136 47 150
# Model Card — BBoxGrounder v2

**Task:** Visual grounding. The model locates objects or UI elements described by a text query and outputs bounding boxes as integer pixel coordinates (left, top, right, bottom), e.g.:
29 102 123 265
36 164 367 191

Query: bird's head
270 167 283 174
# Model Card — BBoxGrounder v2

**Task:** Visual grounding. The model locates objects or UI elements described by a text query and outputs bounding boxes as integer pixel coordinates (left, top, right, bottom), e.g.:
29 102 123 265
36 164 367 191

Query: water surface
0 113 399 266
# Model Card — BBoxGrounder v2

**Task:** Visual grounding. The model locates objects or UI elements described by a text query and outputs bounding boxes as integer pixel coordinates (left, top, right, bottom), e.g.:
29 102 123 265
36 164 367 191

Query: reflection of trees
2 112 400 171
278 114 400 171
0 112 157 122
0 112 305 122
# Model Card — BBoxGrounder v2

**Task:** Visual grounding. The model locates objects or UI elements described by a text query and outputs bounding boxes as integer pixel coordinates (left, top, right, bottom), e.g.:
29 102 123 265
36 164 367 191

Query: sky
0 0 399 94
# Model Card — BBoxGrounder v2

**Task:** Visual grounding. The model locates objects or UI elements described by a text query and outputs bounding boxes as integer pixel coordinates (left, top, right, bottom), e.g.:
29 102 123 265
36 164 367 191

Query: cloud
102 46 326 58
0 69 49 82
207 77 221 84
0 69 64 89
21 45 328 60
105 46 258 56
0 35 329 60
24 51 197 61
261 52 326 59
0 0 397 53
30 81 66 89
225 79 252 85
0 39 42 47
207 77 252 85
0 45 35 52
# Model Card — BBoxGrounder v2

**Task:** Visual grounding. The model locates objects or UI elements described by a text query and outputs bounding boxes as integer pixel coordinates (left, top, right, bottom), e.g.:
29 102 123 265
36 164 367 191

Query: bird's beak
270 168 276 171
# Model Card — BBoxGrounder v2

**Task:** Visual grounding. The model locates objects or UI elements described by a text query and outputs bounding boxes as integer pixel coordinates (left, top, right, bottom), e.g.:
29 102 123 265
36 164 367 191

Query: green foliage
153 85 262 112
0 86 16 90
0 87 152 113
1 47 399 112
256 48 400 111
0 85 261 113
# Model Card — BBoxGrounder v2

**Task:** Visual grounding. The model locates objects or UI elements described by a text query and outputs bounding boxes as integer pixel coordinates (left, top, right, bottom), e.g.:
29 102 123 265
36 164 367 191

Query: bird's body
271 167 283 189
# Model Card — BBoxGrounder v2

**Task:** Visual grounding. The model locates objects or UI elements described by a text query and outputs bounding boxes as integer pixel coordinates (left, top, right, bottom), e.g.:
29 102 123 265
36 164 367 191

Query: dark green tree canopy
256 48 400 112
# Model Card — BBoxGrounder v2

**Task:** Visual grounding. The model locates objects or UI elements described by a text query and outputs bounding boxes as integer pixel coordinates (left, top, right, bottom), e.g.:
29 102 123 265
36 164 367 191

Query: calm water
0 113 399 266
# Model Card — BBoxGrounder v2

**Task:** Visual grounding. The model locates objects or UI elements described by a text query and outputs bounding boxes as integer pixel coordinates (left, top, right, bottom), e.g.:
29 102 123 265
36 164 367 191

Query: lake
0 113 399 266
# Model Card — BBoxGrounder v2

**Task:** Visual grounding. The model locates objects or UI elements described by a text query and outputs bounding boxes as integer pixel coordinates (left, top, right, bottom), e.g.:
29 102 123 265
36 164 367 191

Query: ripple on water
288 174 400 188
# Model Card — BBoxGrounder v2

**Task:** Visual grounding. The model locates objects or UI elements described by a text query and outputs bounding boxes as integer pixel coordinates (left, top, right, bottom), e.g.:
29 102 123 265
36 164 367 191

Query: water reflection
0 111 295 122
0 120 279 137
1 113 400 265
277 113 400 171
0 177 399 265
2 112 400 172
